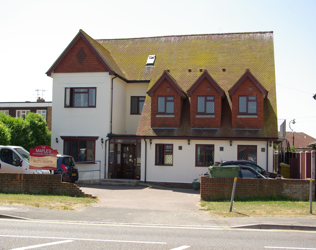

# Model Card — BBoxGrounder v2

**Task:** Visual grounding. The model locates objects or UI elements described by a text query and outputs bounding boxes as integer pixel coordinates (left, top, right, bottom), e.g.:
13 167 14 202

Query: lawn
200 200 316 217
0 193 98 210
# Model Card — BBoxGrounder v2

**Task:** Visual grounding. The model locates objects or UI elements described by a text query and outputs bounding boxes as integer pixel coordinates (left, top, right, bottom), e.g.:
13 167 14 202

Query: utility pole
289 119 296 147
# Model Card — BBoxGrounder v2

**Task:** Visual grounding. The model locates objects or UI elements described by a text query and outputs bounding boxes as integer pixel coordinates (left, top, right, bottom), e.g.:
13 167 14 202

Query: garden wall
0 173 91 197
201 176 315 201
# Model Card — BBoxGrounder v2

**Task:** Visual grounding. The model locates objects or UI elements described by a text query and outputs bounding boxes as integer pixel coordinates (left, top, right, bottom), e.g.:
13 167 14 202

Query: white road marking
0 234 166 245
11 240 73 250
170 246 191 250
265 247 316 250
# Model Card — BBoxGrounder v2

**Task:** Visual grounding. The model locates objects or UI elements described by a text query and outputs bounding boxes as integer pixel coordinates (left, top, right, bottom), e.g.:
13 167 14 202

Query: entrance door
121 145 135 179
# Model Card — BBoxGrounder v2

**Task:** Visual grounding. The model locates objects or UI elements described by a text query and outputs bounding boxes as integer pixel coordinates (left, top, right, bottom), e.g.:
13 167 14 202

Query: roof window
146 55 156 65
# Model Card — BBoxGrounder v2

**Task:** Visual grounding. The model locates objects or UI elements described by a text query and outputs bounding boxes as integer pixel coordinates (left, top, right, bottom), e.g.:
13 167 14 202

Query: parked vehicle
54 155 78 183
0 145 50 174
219 160 282 178
206 165 267 179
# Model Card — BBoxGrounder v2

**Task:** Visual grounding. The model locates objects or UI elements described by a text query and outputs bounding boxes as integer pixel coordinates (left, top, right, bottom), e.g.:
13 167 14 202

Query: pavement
1 184 316 230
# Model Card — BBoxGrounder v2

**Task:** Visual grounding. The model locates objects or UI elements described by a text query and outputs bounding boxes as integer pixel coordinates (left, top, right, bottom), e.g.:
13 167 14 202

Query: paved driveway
79 185 201 211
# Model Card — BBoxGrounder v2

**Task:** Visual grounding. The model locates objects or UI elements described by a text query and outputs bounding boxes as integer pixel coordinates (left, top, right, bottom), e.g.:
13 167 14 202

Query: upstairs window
65 87 96 108
155 144 173 165
239 96 257 114
37 110 47 120
131 96 145 114
16 110 30 119
158 96 174 114
197 96 215 114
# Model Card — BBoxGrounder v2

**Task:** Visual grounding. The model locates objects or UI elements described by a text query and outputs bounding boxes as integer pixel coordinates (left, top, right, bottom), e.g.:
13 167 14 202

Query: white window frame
37 110 47 120
16 110 30 119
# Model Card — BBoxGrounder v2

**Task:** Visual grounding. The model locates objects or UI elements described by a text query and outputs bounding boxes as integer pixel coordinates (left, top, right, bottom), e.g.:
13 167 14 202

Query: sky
0 0 315 139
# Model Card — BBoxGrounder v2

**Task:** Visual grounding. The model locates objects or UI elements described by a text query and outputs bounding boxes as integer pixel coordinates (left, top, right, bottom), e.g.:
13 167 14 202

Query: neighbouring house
285 132 316 152
0 100 52 131
46 30 278 184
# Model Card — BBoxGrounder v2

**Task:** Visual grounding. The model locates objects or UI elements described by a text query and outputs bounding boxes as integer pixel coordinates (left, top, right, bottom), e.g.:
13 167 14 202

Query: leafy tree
0 121 11 145
0 112 51 151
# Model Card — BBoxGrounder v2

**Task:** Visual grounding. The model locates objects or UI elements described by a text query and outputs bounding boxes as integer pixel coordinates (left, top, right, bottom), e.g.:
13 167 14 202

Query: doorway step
100 179 140 187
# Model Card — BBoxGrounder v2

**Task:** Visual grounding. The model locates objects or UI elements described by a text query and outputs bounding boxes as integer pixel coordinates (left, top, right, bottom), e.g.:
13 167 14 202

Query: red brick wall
201 176 315 201
54 38 107 73
231 77 264 129
151 79 183 128
190 78 222 128
0 173 92 197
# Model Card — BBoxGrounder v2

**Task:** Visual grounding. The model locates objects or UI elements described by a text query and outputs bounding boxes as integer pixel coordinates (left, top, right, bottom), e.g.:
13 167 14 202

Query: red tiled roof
285 132 316 149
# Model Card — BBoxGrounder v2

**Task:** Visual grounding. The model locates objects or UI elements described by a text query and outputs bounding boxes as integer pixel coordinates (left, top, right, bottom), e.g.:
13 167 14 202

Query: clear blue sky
0 0 315 138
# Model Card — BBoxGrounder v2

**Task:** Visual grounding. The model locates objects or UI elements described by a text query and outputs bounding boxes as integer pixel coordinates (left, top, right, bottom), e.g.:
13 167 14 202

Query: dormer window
239 96 257 114
146 55 156 65
197 96 215 114
158 96 174 114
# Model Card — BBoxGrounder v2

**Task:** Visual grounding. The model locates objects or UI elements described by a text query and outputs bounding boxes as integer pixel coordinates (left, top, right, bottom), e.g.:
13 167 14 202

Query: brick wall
231 77 264 129
47 106 52 131
201 176 315 201
0 173 91 197
190 78 222 128
151 79 183 128
54 37 107 73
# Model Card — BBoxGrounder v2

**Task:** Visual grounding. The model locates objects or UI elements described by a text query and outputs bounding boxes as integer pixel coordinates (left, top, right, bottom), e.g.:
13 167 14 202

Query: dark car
206 165 266 179
238 165 267 179
219 160 282 178
55 155 78 183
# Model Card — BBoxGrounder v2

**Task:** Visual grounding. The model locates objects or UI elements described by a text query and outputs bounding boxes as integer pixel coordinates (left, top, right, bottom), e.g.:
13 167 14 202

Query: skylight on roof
146 55 156 65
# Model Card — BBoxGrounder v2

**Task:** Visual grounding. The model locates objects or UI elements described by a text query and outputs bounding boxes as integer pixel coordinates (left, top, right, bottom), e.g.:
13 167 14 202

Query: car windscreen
13 147 30 163
62 157 75 166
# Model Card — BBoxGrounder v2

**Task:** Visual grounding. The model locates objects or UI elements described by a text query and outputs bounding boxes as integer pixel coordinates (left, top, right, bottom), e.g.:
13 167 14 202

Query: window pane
249 96 256 100
158 97 165 112
137 143 141 164
206 96 214 100
248 101 257 113
74 93 88 107
196 146 204 165
71 141 78 162
239 97 247 112
131 97 138 114
89 89 96 106
166 97 174 100
248 152 257 163
241 169 257 178
156 145 162 164
74 89 88 92
166 101 174 113
79 141 86 162
164 148 173 165
139 101 144 114
64 141 70 155
206 101 214 113
87 141 94 161
205 150 214 166
109 144 114 164
238 146 247 160
197 97 205 112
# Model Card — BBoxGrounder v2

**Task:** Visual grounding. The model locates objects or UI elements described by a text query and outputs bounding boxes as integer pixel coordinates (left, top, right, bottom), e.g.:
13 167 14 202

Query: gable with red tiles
230 76 265 129
54 37 108 73
150 79 184 128
188 72 224 128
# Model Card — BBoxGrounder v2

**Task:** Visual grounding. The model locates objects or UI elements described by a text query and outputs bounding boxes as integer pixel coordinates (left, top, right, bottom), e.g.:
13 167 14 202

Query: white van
0 145 50 174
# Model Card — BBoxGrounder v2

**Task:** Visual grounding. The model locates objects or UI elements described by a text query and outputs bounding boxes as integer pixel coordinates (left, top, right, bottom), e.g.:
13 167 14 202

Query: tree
0 121 10 145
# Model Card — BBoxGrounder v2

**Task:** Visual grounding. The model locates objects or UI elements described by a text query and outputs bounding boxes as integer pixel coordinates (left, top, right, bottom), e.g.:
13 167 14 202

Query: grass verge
0 193 98 211
200 200 316 218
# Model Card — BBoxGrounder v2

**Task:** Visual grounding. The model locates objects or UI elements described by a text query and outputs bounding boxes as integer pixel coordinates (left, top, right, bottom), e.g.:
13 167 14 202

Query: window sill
237 115 258 118
156 115 175 118
195 115 215 118
155 164 173 166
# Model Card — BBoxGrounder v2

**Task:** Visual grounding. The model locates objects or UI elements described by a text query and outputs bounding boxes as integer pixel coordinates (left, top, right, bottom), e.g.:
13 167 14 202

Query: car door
0 148 24 174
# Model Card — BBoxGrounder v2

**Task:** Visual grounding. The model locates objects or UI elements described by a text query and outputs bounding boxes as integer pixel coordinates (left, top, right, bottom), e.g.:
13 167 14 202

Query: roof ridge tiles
95 31 273 41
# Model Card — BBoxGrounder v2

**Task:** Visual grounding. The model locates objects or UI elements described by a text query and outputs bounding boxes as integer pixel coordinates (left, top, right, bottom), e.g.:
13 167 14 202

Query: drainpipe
110 75 117 134
266 139 269 171
104 138 110 179
144 137 147 183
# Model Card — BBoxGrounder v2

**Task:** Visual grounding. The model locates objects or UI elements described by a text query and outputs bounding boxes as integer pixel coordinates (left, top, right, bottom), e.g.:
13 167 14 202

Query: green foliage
0 121 11 145
290 145 296 153
0 113 51 151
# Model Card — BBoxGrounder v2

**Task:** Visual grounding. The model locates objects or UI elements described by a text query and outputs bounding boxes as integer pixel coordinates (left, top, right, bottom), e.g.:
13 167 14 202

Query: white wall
125 83 149 134
50 72 111 180
112 77 127 134
141 139 275 183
